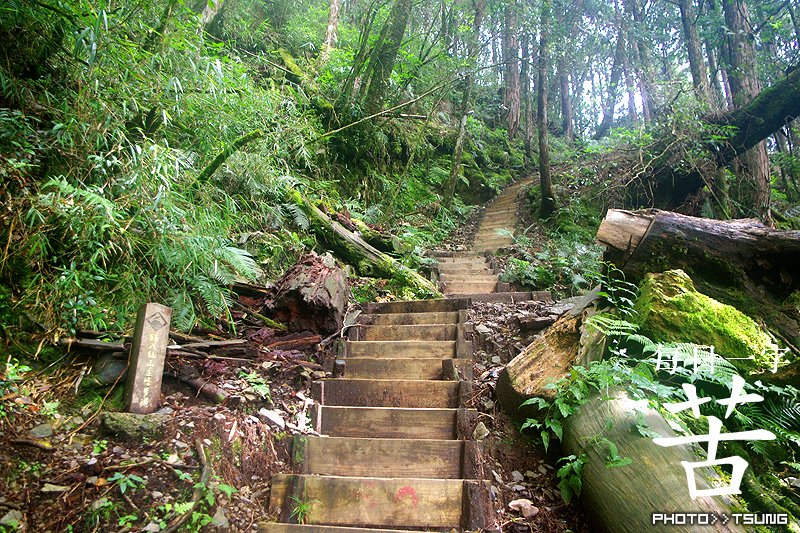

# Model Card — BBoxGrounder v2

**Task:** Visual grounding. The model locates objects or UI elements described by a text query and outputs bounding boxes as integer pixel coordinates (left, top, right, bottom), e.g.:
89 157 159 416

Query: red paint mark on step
395 486 419 507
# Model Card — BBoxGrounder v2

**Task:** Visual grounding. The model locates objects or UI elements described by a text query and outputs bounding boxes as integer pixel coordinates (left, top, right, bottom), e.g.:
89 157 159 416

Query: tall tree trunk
538 0 557 217
788 0 800 47
704 40 726 109
363 0 413 114
319 0 342 65
721 0 772 223
678 0 711 104
503 0 521 138
443 0 486 210
625 0 655 120
594 32 626 139
522 30 536 162
623 55 638 124
559 63 574 139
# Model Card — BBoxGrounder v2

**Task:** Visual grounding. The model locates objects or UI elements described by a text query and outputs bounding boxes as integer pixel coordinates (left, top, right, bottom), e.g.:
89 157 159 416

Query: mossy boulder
100 412 169 442
633 270 777 374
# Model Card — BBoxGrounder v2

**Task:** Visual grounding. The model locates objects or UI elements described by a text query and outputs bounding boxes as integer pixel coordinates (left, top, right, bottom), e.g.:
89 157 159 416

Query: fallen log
596 209 800 354
498 307 742 532
291 191 440 298
563 391 743 533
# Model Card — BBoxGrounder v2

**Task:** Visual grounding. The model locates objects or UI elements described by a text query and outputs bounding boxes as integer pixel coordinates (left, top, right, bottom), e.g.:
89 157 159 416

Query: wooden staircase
259 180 539 532
260 298 490 532
436 179 531 297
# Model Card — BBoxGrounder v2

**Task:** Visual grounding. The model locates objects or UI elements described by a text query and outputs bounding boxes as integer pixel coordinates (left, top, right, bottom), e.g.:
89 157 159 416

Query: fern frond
284 203 310 230
585 312 639 337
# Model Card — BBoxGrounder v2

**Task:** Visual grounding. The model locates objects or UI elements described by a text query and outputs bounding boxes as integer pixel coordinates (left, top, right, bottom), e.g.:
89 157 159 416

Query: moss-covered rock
100 412 168 442
634 270 777 374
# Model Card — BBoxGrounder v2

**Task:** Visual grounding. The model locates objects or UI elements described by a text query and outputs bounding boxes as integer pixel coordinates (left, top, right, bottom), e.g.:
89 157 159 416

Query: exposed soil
467 298 591 532
0 306 329 532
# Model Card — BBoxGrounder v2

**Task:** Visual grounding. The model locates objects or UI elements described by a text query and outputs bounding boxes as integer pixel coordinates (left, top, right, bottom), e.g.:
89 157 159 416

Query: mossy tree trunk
291 192 441 298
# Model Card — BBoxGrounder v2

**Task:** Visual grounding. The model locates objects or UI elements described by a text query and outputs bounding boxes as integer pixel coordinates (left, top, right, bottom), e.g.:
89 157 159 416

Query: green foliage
239 370 273 404
555 454 587 504
290 494 319 524
107 472 145 495
500 233 602 297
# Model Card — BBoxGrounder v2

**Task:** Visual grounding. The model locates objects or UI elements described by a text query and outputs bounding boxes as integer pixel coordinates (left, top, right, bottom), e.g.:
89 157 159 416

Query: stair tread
298 436 466 478
318 378 461 408
320 406 464 439
268 474 465 528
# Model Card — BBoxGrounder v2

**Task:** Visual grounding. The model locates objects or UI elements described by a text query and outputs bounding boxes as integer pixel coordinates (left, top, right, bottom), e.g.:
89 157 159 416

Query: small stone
151 491 163 499
787 476 800 488
511 470 524 482
311 371 327 380
537 464 548 475
86 476 98 485
258 408 286 429
143 522 161 532
41 483 69 492
156 406 174 415
174 440 189 449
472 421 489 441
509 498 540 519
491 356 501 364
30 423 53 438
111 446 125 455
512 484 526 492
475 324 492 335
212 507 230 528
0 510 23 529
480 398 495 410
524 470 536 478
91 498 109 511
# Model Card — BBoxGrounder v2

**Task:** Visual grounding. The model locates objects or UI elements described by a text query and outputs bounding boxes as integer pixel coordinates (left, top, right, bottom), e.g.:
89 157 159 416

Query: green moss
277 48 304 82
634 270 777 374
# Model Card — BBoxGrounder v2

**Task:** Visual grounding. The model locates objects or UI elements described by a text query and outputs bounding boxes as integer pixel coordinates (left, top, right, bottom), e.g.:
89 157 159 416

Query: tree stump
272 252 349 335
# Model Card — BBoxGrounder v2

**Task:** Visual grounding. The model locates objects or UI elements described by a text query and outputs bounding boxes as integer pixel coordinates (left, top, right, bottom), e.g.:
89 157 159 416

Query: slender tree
443 0 486 210
538 0 557 217
362 0 413 113
320 0 342 64
721 0 772 223
503 0 521 138
678 0 712 104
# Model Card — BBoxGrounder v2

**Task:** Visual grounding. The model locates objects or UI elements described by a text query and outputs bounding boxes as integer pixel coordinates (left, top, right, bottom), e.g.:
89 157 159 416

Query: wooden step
360 311 458 325
259 524 427 533
268 475 465 529
437 263 492 272
440 274 498 284
442 282 497 294
345 340 456 358
342 358 472 380
320 406 459 439
364 298 469 314
350 324 458 341
295 436 470 478
316 379 462 408
445 290 552 303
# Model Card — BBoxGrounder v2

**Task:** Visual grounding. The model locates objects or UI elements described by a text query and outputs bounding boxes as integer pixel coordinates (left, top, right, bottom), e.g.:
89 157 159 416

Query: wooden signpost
124 303 172 414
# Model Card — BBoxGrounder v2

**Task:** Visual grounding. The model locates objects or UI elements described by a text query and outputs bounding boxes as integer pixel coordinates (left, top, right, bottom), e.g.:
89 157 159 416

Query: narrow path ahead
260 179 540 532
437 178 532 296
